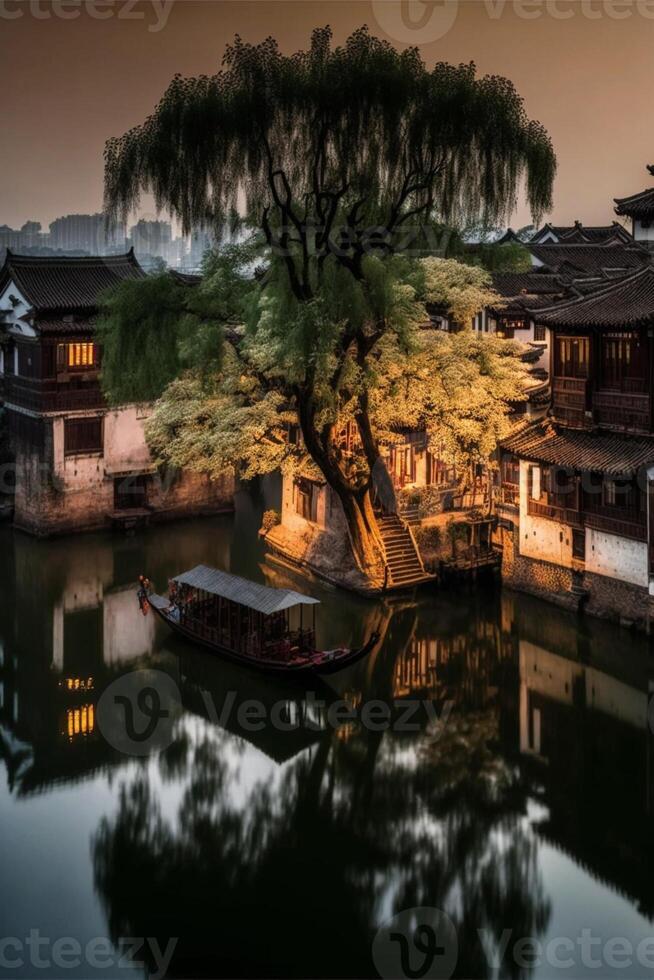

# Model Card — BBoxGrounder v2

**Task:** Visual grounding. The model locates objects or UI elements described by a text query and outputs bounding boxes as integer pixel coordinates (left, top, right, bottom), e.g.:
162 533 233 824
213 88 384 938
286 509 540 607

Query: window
114 475 149 510
501 455 520 487
528 465 541 500
572 528 585 561
57 342 97 373
64 417 103 456
641 220 651 230
555 336 589 378
603 478 639 511
534 324 546 342
17 345 37 377
600 332 646 391
293 478 318 522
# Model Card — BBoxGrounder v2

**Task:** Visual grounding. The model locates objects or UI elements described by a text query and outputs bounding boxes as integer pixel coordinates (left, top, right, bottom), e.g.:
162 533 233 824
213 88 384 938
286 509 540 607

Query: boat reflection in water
1 498 654 978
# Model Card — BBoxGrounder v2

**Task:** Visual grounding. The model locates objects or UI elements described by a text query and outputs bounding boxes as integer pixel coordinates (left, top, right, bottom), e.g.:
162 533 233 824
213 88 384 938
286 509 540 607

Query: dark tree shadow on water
92 607 550 980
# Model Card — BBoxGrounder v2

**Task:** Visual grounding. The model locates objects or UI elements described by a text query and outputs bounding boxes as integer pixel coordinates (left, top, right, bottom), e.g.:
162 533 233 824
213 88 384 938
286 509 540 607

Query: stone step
389 573 430 587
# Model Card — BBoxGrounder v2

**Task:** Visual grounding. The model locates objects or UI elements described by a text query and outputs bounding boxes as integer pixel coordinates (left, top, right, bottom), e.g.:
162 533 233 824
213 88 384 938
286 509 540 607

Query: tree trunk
296 388 386 585
335 485 386 582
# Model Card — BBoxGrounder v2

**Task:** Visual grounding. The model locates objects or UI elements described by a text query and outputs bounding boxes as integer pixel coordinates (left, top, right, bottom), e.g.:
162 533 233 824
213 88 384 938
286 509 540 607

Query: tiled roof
0 249 145 312
531 222 632 245
32 318 98 336
528 242 649 278
615 187 654 218
532 265 654 328
169 270 202 286
491 272 563 297
501 421 654 475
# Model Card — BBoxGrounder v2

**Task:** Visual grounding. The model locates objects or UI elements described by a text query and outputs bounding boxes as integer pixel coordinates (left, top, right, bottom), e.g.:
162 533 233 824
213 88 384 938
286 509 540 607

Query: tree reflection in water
92 601 550 980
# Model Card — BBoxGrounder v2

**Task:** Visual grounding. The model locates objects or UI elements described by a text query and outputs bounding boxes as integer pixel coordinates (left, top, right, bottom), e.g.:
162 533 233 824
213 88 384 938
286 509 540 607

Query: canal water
1 480 654 980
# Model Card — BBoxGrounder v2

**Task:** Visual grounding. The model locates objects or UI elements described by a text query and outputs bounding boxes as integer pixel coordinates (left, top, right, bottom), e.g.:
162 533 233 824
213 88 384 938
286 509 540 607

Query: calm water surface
2 479 654 979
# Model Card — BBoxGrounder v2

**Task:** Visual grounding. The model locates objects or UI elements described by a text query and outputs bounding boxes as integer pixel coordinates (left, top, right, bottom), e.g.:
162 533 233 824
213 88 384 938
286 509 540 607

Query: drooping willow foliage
102 26 556 581
105 25 555 292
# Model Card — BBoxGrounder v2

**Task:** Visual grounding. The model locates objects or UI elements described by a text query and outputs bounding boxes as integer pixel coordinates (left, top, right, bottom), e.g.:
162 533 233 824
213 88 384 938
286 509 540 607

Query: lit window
64 703 95 740
57 342 97 372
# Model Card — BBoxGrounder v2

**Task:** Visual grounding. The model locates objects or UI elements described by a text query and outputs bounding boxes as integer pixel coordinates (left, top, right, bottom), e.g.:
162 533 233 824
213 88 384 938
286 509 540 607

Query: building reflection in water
1 513 654 976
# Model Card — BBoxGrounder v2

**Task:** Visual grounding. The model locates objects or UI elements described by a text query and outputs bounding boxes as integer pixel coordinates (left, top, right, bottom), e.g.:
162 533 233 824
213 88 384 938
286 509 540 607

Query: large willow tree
104 26 555 582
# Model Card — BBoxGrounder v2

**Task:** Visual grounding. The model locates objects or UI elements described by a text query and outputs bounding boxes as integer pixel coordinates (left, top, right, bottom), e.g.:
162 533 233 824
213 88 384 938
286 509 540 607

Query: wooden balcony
593 389 650 432
583 498 647 541
529 494 647 542
552 377 588 426
527 498 583 527
4 376 105 414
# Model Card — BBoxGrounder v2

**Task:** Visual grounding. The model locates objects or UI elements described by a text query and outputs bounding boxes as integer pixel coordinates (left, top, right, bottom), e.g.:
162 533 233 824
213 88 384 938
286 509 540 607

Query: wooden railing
552 377 588 426
528 495 647 541
583 502 647 541
593 390 650 431
4 377 105 413
527 498 583 527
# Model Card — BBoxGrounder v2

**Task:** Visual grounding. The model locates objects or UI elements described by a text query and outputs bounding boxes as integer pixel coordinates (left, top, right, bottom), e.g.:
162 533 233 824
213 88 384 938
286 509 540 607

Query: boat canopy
173 564 321 616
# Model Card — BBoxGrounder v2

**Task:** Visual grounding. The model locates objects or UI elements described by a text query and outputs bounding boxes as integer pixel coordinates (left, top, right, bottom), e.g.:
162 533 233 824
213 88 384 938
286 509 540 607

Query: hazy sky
2 0 654 232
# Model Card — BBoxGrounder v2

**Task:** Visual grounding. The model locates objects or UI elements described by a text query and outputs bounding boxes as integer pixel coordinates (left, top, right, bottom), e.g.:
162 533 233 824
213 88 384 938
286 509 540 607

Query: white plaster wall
52 405 155 491
518 461 573 567
414 452 428 486
0 280 31 324
633 219 654 243
103 405 152 474
585 527 648 588
52 416 106 490
280 473 328 533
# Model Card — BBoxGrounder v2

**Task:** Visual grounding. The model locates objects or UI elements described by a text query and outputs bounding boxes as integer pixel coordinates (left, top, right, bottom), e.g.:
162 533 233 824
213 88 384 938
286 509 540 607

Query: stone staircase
377 512 431 589
398 502 420 527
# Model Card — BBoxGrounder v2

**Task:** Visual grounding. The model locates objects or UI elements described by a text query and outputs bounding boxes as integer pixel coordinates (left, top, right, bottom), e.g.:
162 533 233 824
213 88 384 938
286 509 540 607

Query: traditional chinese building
498 264 654 630
0 251 233 535
529 220 633 246
615 164 654 247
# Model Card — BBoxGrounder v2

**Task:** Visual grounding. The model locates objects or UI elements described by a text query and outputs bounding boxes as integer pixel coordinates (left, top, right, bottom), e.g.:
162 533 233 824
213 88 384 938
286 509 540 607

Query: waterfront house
0 250 233 535
499 264 654 629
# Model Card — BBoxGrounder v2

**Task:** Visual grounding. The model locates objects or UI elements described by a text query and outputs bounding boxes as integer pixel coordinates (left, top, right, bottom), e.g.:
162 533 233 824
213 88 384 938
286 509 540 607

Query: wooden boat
140 564 379 675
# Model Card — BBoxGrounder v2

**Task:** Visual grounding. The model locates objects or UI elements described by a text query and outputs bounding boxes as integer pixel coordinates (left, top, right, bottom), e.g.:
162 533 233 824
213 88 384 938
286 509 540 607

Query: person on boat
137 575 152 615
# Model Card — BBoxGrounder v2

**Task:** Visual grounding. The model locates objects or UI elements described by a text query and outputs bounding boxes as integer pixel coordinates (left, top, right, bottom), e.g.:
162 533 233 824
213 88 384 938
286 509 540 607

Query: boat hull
147 595 378 675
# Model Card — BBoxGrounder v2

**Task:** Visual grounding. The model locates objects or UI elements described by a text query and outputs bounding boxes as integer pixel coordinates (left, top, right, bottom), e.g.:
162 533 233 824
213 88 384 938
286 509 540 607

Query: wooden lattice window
64 417 103 456
57 342 97 373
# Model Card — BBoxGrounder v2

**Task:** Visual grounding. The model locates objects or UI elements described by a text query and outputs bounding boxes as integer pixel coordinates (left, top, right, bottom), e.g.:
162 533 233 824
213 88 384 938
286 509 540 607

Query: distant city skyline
0 211 216 270
2 1 654 233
